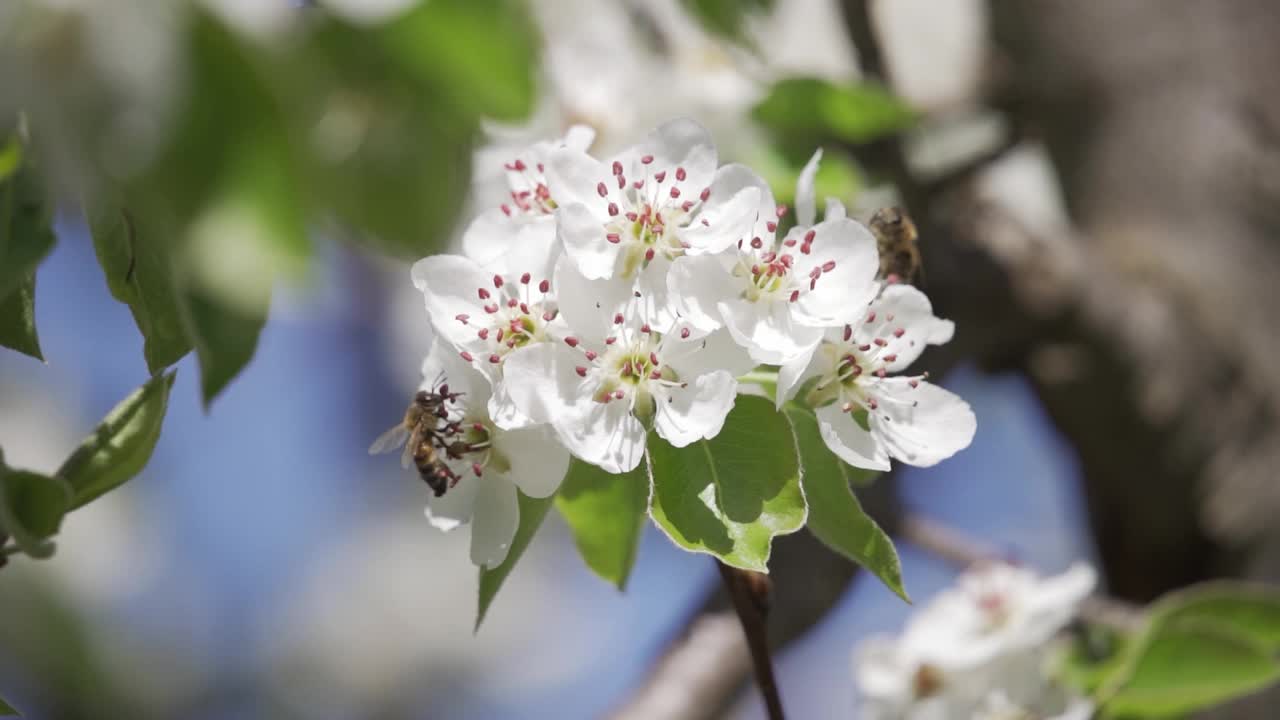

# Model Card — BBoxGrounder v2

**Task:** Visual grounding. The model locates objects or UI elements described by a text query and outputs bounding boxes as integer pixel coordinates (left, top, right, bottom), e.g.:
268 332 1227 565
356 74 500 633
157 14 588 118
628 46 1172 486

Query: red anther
496 328 504 342
751 264 761 275
460 351 474 362
519 303 529 314
681 201 694 212
612 161 623 176
750 236 764 249
676 167 687 181
822 260 836 273
484 303 499 314
493 274 504 288
488 354 501 364
607 233 621 244
472 463 484 477
766 221 777 232
478 288 490 300
874 338 887 347
875 369 887 378
537 162 544 172
789 290 801 302
866 311 877 323
633 180 644 189
737 239 743 249
539 279 550 293
543 310 555 321
473 422 485 432
868 399 879 410
702 219 710 226
670 186 681 199
843 325 853 341
605 336 618 345
859 344 871 351
650 370 662 380
641 155 654 164
626 211 639 221
883 354 897 363
597 182 608 197
645 247 656 261
618 175 626 189
641 323 652 333
852 365 863 376
608 202 619 216
477 328 489 340
760 251 776 263
614 313 624 324
800 243 812 255
565 337 580 347
781 254 794 267
783 238 797 247
649 352 660 366
621 360 633 376
584 350 598 361
520 272 531 284
810 279 818 291
776 204 788 218
501 204 512 216
804 229 816 244
909 379 919 388
507 298 518 308
700 187 711 201
614 389 625 400
513 159 526 171
809 267 822 280
893 328 905 338
455 313 470 324
576 366 588 377
654 171 667 183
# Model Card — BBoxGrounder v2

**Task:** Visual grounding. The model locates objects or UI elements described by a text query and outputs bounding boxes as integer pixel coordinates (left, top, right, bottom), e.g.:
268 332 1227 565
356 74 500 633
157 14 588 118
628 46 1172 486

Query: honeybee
369 379 464 497
869 207 923 286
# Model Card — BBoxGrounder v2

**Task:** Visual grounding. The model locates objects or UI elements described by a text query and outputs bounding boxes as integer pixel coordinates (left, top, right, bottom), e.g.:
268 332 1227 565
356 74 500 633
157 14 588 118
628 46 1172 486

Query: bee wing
402 423 426 470
368 425 410 455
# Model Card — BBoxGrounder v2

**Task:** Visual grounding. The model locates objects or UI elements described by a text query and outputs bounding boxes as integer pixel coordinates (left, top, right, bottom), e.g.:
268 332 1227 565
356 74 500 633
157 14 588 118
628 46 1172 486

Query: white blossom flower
668 150 882 364
974 690 1095 720
778 283 974 470
501 263 754 473
413 340 569 569
855 562 1098 720
543 118 767 327
412 221 563 430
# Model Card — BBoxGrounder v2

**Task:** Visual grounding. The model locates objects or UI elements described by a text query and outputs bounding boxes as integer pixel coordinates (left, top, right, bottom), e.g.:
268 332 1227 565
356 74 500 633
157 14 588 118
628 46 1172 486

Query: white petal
795 148 823 227
1027 563 1097 622
494 425 571 498
557 398 647 474
817 403 891 471
825 197 847 221
721 297 824 364
776 344 819 408
411 254 488 348
470 477 519 569
641 118 718 192
544 146 610 215
663 327 757 380
424 475 480 532
558 202 620 280
655 370 738 447
563 124 596 152
554 255 630 344
421 337 491 407
681 164 768 254
859 284 954 372
496 216 559 282
667 254 736 332
488 381 532 430
461 208 518 267
636 254 679 332
866 378 976 467
792 217 881 327
501 343 591 425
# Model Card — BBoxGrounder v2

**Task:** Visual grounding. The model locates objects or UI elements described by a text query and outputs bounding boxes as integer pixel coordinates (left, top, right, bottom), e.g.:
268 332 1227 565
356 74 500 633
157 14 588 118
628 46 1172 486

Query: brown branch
716 561 785 720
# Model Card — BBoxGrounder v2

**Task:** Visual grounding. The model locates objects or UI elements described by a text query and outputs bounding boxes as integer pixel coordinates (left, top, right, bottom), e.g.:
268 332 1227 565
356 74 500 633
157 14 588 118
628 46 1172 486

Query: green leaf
782 403 906 601
476 490 556 629
0 131 21 183
0 466 73 559
0 165 56 304
381 0 538 122
0 694 19 716
1105 618 1280 717
0 274 42 360
57 372 175 510
556 458 649 590
680 0 774 47
753 78 917 145
89 205 190 373
1058 625 1131 696
176 285 268 408
1151 582 1280 652
647 395 805 572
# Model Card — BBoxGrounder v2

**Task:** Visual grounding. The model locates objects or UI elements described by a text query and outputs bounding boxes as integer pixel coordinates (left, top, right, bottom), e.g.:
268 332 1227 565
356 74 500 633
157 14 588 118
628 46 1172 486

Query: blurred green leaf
753 78 916 145
782 403 905 601
680 0 773 47
647 395 804 572
381 0 538 122
89 205 190 373
476 490 556 629
1150 582 1280 651
0 274 42 360
0 132 21 183
0 694 18 716
556 458 649 590
0 464 72 560
0 165 56 304
57 372 175 510
1105 618 1280 717
176 287 266 408
1059 626 1131 696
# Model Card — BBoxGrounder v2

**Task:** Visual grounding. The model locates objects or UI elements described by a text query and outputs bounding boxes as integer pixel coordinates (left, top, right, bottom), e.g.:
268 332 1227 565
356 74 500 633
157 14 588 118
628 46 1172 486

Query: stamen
597 182 608 197
460 351 474 362
520 272 531 284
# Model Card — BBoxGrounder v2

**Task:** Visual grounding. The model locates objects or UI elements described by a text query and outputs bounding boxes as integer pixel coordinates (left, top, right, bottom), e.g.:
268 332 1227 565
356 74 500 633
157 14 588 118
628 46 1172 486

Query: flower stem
716 561 785 720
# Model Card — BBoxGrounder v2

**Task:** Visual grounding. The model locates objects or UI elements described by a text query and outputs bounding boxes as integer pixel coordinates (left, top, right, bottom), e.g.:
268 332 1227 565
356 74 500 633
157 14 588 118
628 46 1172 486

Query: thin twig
717 561 785 720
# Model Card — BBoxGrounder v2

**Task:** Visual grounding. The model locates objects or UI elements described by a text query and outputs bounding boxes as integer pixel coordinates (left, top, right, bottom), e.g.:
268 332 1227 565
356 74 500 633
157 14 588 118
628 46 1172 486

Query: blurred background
2 0 1278 717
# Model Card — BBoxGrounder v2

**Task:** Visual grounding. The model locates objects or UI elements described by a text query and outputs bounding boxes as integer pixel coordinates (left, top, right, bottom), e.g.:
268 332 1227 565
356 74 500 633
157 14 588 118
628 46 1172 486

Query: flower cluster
399 119 975 566
854 562 1098 720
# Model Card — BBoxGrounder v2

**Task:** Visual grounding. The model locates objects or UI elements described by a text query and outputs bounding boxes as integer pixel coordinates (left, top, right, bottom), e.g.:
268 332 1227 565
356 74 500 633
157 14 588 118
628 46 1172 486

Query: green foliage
680 0 774 47
753 78 916 146
0 695 17 716
782 404 905 600
476 490 556 629
0 159 55 315
57 373 175 511
1086 582 1280 717
0 274 42 360
647 395 805 572
556 458 649 590
1059 625 1131 696
0 462 73 560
